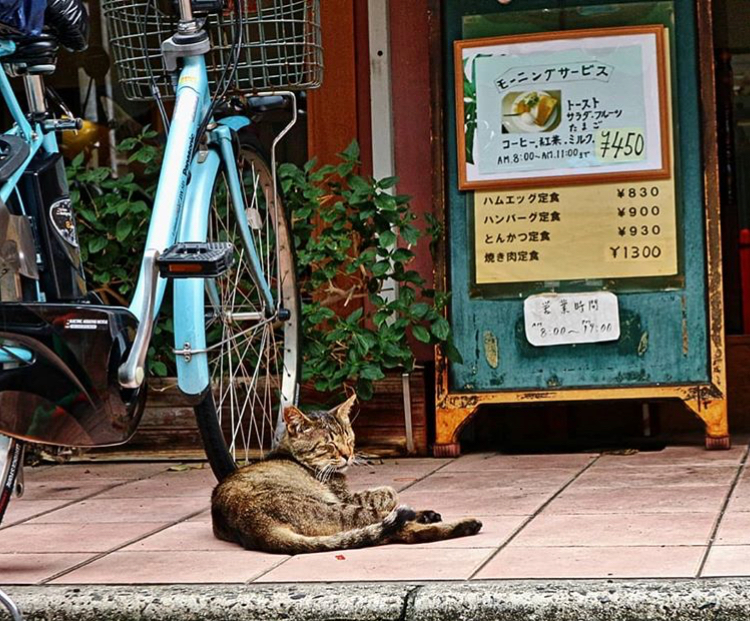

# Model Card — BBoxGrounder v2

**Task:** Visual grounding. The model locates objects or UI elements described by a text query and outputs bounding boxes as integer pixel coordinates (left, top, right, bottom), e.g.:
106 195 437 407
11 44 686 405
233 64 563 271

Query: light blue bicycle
0 0 322 520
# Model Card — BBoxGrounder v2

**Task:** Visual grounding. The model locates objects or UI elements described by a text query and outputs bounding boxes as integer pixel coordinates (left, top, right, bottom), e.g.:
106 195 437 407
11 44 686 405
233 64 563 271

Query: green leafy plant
280 140 461 400
67 128 174 376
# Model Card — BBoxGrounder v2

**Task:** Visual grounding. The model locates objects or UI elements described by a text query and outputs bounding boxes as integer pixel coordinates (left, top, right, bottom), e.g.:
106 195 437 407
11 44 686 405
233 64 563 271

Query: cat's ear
333 393 357 422
283 405 312 435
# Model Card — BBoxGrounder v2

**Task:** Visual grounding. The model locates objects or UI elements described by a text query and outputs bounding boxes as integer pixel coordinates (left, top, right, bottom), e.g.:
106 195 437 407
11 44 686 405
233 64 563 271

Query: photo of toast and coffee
502 90 562 133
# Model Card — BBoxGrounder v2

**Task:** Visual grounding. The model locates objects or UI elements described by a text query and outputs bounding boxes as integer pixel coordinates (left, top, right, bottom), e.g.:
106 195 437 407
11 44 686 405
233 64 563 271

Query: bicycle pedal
157 242 235 278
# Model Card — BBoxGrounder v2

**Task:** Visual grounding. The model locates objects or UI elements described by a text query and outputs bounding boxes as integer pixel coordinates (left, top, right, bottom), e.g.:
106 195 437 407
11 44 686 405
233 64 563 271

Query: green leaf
117 137 139 151
373 310 390 328
150 360 168 376
379 230 397 248
349 175 371 193
431 317 451 341
378 176 399 190
360 365 385 381
341 140 360 161
115 218 133 242
412 325 431 343
391 248 414 263
355 378 374 401
88 236 108 253
410 303 430 319
400 224 420 246
443 341 464 364
346 307 364 325
371 260 391 277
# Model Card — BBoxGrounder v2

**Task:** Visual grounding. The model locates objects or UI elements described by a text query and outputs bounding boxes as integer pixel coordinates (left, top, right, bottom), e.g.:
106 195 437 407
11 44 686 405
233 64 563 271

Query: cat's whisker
315 465 326 481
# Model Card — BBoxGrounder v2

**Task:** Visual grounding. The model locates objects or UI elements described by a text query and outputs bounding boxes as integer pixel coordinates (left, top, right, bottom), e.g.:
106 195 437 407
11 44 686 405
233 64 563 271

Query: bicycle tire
194 131 301 482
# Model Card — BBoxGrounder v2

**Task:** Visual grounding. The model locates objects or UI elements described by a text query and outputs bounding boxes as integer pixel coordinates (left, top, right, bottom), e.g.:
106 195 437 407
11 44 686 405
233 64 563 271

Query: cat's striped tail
258 505 416 554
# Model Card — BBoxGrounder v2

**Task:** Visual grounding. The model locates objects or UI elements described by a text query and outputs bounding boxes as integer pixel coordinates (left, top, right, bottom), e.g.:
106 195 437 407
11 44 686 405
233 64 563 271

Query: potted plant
280 141 462 454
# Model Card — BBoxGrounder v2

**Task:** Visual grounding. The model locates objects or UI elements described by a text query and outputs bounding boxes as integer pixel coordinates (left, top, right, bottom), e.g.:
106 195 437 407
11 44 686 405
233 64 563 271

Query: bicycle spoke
202 142 298 465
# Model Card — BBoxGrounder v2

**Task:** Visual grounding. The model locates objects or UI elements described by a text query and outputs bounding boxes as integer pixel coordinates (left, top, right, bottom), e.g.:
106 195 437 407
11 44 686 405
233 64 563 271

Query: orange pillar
307 0 360 165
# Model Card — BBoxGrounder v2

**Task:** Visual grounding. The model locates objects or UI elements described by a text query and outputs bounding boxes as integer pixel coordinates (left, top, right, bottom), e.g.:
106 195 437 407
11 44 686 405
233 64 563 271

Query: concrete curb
4 580 750 621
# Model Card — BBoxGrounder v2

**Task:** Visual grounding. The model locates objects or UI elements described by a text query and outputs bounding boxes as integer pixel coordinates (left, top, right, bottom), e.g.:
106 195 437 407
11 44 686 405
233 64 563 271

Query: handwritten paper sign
524 292 620 346
455 25 670 189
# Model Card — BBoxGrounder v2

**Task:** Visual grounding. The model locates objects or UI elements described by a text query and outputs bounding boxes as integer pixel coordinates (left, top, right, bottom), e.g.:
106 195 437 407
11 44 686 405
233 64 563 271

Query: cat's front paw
383 504 417 534
415 510 442 524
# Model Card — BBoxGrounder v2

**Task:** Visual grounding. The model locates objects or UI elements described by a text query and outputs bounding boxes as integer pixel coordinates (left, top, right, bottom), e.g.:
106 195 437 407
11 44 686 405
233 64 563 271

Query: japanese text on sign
474 178 678 285
455 26 669 189
524 292 620 347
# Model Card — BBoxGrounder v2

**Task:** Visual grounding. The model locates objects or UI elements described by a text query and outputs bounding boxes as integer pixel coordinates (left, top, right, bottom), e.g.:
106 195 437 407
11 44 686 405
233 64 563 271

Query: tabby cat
211 394 482 554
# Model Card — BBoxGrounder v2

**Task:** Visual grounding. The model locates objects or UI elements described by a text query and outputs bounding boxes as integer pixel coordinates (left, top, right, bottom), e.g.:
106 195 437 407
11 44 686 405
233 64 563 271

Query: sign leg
434 405 477 457
684 397 730 450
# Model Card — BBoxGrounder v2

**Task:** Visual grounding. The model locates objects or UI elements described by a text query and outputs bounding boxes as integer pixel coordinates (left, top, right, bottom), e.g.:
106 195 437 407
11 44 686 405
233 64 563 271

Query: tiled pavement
2 440 750 584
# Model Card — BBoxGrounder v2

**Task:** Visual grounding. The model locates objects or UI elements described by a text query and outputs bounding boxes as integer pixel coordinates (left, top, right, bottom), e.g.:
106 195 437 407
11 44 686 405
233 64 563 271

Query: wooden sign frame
454 24 672 190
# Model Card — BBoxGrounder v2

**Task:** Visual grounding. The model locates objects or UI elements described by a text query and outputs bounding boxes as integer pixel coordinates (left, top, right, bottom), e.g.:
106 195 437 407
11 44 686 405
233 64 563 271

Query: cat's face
282 394 357 473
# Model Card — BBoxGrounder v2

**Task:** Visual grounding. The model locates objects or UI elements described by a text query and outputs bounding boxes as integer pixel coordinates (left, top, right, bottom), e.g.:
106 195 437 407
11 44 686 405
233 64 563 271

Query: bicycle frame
0 24 289 415
122 53 277 397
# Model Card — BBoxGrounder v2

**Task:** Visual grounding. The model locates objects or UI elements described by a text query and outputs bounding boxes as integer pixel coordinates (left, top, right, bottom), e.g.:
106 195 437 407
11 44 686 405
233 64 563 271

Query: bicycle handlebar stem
162 30 210 73
177 0 194 24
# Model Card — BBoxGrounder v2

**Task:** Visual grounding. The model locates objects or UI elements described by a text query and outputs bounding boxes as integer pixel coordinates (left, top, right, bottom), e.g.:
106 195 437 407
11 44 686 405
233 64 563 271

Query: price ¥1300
609 245 663 260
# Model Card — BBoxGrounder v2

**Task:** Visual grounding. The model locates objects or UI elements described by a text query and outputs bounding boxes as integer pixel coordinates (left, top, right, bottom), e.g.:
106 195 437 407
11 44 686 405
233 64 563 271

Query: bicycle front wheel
195 133 300 482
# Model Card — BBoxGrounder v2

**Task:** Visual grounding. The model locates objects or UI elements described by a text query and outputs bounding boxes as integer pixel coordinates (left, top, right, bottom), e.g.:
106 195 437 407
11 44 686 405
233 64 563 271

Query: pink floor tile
572 465 737 489
96 471 216 499
441 453 597 473
0 522 165 553
255 546 494 582
725 479 750 512
19 480 120 501
25 498 207 524
475 545 705 579
702 546 750 577
346 474 422 492
1 500 70 526
49 550 287 584
510 512 716 547
187 509 211 523
545 485 728 514
595 445 746 468
122 521 237 552
23 462 170 481
715 514 750 545
405 470 576 492
0 553 95 585
398 488 552 516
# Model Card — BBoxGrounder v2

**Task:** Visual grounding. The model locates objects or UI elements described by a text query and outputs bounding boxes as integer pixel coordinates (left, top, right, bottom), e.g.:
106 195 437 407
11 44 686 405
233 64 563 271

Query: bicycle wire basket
102 0 323 101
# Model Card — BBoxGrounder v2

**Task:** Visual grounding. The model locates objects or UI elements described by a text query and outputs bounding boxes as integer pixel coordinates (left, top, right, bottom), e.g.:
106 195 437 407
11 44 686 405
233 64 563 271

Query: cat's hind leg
388 518 482 544
260 505 417 554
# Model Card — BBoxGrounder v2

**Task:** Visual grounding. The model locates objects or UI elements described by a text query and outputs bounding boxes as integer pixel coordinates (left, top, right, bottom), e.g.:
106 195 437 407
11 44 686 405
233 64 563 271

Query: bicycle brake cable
192 0 244 156
143 0 170 132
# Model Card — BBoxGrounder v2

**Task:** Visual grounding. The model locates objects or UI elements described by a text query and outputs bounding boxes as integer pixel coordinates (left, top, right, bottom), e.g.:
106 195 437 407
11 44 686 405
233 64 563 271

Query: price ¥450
596 128 646 163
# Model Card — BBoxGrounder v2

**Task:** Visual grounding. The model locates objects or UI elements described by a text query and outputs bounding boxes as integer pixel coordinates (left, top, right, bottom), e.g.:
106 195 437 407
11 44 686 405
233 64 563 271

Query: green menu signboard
434 0 729 456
